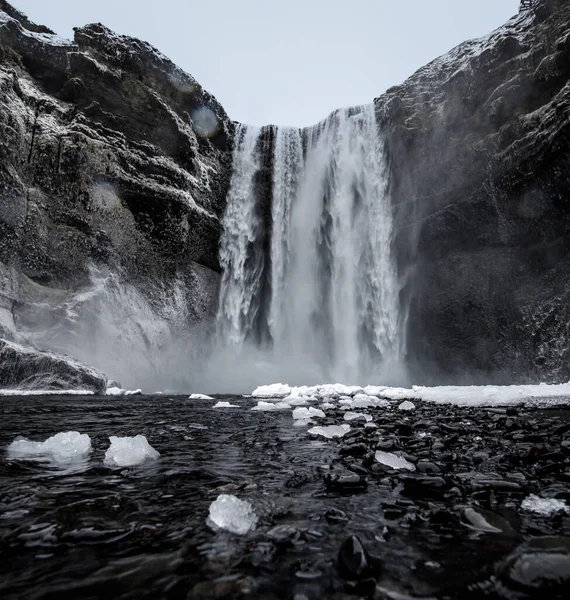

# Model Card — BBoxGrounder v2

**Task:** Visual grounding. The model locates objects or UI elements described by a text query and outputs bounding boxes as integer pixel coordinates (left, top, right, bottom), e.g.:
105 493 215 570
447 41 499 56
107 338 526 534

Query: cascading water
216 104 400 385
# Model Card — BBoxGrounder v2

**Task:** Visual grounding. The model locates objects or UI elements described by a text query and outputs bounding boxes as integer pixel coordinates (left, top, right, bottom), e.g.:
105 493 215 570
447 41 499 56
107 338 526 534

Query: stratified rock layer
378 0 570 383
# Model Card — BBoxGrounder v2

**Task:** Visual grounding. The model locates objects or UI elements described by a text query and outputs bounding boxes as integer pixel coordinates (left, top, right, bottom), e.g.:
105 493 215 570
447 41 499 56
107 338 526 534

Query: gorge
1 0 569 391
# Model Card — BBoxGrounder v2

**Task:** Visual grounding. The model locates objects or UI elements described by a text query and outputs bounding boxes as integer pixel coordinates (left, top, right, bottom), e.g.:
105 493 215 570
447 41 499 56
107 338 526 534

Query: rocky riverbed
1 394 569 599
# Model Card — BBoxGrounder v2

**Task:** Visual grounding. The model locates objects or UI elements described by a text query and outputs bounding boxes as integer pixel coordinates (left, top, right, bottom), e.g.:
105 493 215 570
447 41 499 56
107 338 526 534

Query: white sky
12 0 519 127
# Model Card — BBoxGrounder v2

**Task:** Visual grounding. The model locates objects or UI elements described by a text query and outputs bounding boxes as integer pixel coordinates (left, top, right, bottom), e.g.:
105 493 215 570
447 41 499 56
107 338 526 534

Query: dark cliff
378 0 570 383
0 2 233 387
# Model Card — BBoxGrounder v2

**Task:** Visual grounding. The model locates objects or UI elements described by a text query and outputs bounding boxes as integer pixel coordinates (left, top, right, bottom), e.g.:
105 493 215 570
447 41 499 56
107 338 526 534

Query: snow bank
0 389 94 396
375 451 416 471
208 494 257 535
413 383 570 407
7 431 92 462
104 435 160 467
189 393 214 400
521 494 570 516
308 424 351 439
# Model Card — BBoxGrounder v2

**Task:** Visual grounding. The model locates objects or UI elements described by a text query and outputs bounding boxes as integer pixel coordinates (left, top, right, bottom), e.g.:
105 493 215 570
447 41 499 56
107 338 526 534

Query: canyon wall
0 1 233 388
378 0 570 383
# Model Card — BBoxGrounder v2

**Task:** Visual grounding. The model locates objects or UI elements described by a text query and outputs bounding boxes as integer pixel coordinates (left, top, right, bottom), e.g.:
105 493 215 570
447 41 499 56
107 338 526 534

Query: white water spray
215 105 400 386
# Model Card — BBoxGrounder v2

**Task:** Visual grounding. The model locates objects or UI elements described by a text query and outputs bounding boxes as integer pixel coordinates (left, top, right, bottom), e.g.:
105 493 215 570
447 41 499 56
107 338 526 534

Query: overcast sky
13 0 519 127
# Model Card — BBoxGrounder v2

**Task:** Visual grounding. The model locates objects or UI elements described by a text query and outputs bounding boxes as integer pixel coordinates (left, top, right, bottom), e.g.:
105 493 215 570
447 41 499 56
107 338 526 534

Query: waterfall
216 105 400 385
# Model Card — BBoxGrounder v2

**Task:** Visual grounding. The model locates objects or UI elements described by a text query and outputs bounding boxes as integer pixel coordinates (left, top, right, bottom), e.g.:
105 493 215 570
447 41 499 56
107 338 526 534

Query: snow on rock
521 494 570 516
308 424 351 439
375 451 416 471
292 407 325 420
104 435 160 467
213 401 239 408
399 401 416 411
251 401 290 411
344 412 373 422
7 431 92 462
208 494 257 535
252 384 291 398
189 393 214 400
412 383 570 408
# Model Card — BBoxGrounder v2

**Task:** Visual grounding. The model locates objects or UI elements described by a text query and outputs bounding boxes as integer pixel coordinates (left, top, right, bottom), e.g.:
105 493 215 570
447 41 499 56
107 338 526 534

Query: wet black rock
325 471 368 494
495 536 570 597
337 536 376 581
0 337 106 392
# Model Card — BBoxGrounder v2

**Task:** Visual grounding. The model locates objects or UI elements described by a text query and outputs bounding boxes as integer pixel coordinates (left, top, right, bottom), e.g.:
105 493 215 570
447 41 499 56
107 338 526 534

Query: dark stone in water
495 537 570 597
325 472 368 494
337 536 378 581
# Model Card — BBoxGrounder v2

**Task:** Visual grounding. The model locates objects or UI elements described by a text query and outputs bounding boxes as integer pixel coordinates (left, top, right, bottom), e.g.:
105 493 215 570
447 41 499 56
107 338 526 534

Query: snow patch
104 435 160 467
208 494 257 535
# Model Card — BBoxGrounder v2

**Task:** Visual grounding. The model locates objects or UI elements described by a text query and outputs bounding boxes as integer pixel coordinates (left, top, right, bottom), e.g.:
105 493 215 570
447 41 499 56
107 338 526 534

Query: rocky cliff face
378 0 570 383
0 2 233 388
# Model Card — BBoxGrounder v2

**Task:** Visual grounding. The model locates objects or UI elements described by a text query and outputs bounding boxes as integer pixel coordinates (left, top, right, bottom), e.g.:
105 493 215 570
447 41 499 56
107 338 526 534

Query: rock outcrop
0 338 106 392
0 2 233 387
378 0 570 383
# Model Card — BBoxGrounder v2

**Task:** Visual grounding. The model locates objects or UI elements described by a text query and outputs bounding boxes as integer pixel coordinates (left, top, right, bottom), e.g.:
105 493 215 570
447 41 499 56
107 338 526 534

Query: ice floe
213 401 239 408
189 393 215 400
251 401 290 411
252 383 291 398
375 451 416 471
344 412 373 422
308 424 351 439
521 494 570 516
292 407 325 420
104 435 160 467
106 387 143 396
7 431 92 462
208 494 257 535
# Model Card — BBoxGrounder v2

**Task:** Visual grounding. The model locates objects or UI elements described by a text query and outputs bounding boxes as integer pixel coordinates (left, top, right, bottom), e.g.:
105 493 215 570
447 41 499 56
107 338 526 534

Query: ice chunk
251 401 290 411
104 435 160 467
363 385 387 396
521 494 570 516
252 383 291 398
344 412 373 422
208 494 257 535
213 401 239 408
375 451 415 471
352 394 377 408
7 431 92 462
189 393 214 400
398 401 416 411
321 402 335 410
124 389 142 396
106 387 142 396
287 397 309 406
308 424 351 439
292 407 325 420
